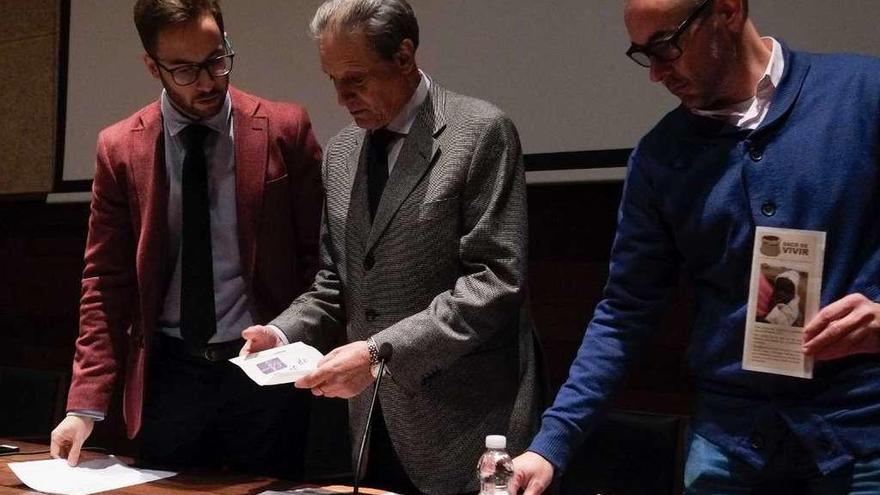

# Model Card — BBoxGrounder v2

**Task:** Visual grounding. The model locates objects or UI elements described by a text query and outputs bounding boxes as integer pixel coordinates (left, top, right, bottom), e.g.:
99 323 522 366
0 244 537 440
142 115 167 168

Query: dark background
0 180 695 453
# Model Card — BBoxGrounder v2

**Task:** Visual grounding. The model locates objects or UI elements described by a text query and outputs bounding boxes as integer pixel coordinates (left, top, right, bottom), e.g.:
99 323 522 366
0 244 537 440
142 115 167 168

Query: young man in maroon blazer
49 0 323 478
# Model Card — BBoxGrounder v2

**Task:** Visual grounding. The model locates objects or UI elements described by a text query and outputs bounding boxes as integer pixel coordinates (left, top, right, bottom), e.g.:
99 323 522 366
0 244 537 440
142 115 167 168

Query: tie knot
180 124 212 149
370 128 400 151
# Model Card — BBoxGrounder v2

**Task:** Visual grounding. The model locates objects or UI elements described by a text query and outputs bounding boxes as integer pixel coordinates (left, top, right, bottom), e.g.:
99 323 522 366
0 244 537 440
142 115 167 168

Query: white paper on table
229 341 324 385
743 226 826 379
8 456 175 495
259 489 401 495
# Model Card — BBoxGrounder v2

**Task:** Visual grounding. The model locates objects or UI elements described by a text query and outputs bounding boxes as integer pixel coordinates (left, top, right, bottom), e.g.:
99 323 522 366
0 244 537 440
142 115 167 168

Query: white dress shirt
384 70 431 172
158 90 255 344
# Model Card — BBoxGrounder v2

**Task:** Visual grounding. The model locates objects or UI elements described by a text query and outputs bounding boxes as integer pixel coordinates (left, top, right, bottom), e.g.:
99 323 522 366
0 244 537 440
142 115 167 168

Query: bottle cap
485 435 507 449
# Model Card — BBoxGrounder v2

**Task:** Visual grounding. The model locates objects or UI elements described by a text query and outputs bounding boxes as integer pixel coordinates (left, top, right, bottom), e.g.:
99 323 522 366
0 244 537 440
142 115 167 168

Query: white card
229 341 323 385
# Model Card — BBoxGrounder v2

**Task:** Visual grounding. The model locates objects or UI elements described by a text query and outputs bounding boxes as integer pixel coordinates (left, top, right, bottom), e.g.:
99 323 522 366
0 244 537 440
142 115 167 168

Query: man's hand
509 451 554 495
295 341 374 398
804 293 880 361
50 416 94 466
240 325 284 356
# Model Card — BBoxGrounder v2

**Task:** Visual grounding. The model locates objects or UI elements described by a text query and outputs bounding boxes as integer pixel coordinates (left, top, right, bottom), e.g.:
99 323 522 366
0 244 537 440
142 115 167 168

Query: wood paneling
0 0 58 195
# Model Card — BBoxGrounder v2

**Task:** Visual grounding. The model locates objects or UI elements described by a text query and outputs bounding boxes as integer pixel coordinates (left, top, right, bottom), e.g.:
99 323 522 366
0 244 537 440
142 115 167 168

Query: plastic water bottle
477 435 514 494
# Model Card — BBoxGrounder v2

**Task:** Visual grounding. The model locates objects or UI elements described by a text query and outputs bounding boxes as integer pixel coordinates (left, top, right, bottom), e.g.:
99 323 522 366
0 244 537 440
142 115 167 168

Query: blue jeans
684 431 880 494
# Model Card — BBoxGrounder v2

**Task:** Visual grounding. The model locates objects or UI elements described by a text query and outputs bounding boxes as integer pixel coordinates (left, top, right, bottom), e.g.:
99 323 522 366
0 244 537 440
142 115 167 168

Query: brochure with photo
743 227 826 379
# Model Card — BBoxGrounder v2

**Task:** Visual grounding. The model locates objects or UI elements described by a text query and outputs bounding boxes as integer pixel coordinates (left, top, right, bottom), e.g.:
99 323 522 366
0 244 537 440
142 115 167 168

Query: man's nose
649 59 671 83
195 66 216 91
334 85 353 107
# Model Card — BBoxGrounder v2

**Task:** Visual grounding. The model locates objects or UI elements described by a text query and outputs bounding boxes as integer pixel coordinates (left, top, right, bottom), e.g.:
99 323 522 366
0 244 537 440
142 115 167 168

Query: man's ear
394 38 417 74
143 53 161 79
715 0 747 32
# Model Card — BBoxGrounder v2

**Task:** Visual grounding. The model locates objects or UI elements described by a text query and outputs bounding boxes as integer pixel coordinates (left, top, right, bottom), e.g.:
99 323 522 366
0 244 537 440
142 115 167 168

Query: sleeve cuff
862 286 880 302
528 422 578 474
267 325 290 345
67 410 105 421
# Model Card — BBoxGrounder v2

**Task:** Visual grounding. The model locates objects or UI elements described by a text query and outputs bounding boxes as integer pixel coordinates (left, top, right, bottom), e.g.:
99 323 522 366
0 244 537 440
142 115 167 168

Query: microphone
353 342 393 495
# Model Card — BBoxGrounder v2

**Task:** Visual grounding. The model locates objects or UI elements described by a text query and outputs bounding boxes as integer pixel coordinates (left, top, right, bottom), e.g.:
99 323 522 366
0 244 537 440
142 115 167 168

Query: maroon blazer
66 87 323 438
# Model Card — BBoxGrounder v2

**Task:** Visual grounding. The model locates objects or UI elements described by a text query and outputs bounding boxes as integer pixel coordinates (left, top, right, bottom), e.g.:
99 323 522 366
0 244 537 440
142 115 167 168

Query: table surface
0 439 386 495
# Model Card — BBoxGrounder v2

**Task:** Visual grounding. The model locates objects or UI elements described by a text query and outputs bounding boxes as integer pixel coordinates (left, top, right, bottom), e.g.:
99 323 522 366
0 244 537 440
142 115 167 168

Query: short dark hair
133 0 225 55
310 0 419 60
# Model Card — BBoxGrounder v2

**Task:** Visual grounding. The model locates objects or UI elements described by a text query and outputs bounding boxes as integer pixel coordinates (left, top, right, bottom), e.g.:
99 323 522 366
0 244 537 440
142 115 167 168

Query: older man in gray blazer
241 1 542 493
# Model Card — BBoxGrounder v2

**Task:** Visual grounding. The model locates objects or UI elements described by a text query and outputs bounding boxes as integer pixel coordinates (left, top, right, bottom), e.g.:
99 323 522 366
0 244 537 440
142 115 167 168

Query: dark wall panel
0 181 695 452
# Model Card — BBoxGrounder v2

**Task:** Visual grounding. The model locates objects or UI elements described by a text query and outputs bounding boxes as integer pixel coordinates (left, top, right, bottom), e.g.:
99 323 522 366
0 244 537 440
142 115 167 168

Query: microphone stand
353 343 392 495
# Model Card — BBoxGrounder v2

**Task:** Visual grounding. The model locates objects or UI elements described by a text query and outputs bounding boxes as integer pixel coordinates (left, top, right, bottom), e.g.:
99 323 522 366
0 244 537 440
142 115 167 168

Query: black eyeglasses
151 40 235 86
626 0 713 68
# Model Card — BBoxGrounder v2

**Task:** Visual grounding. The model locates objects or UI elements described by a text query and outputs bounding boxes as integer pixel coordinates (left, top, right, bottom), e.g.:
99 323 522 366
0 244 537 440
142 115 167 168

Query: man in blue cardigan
511 0 880 493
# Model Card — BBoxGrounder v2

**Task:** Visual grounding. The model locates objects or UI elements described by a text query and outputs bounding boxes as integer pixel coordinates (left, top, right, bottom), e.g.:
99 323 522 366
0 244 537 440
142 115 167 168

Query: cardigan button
761 201 776 217
749 147 763 161
749 432 766 450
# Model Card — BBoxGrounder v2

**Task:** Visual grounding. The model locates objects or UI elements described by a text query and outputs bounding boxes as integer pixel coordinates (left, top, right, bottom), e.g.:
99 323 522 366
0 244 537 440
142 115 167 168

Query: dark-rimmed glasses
151 40 235 86
625 0 713 68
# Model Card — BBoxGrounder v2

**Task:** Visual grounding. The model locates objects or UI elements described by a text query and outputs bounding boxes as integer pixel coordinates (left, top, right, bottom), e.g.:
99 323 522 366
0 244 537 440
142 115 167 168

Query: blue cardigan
529 45 880 475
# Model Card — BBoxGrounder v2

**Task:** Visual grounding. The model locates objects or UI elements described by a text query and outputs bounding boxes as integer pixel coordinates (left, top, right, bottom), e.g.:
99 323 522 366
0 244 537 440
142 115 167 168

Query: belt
153 332 244 363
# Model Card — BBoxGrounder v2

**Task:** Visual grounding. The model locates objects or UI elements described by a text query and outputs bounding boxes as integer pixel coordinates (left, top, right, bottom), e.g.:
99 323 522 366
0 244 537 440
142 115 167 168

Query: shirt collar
691 37 784 120
767 38 785 90
161 89 232 138
385 70 430 135
757 37 784 97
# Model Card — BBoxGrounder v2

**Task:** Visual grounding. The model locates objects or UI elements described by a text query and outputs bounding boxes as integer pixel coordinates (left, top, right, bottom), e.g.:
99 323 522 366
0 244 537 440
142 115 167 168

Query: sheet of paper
229 341 324 385
8 456 175 495
743 226 826 379
260 487 400 495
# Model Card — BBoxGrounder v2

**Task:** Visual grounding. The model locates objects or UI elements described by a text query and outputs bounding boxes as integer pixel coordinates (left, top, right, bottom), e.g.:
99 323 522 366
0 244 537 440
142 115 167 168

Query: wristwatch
367 337 383 378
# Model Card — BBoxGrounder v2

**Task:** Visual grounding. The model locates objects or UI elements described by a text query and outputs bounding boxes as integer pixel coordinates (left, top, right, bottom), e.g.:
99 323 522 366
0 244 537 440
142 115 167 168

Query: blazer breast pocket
418 196 458 222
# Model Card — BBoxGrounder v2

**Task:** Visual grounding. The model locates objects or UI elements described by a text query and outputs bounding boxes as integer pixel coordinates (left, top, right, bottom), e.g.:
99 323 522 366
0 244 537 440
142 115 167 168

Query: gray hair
309 0 419 60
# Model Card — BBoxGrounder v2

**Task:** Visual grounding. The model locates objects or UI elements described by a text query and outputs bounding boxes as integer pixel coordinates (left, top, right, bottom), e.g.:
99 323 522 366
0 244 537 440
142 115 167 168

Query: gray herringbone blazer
271 83 543 494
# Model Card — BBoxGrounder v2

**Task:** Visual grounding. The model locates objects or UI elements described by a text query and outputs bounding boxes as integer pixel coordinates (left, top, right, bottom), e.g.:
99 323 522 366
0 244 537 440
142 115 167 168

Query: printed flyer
743 227 826 378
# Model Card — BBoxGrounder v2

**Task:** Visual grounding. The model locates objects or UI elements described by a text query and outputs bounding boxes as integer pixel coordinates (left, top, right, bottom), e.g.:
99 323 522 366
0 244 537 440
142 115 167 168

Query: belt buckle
202 346 218 362
200 340 239 362
202 343 229 362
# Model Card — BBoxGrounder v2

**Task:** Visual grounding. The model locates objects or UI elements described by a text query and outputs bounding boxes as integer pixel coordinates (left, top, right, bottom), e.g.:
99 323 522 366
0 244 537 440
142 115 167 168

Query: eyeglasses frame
625 0 714 68
150 38 236 86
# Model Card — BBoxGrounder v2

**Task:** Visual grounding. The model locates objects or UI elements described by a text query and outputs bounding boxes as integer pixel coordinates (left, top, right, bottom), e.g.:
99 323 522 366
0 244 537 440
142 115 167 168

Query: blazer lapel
343 130 371 280
366 86 447 251
344 129 369 233
129 103 169 335
231 89 268 284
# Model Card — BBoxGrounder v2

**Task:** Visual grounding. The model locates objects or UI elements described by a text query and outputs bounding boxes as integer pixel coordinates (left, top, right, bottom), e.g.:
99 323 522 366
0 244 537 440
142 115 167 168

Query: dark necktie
179 124 216 348
367 128 399 221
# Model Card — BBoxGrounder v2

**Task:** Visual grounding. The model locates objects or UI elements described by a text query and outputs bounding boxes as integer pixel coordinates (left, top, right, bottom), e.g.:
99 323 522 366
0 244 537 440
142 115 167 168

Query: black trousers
138 333 310 479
